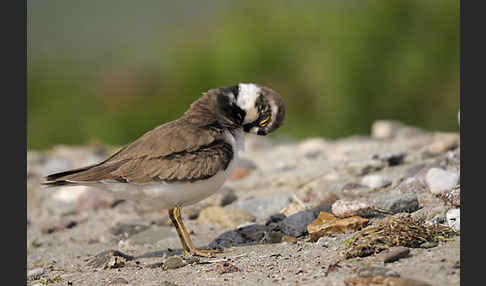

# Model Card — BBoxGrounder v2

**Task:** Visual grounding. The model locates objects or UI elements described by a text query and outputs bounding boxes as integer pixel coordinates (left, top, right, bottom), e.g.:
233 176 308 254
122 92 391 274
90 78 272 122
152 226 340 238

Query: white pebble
361 175 392 189
425 168 459 194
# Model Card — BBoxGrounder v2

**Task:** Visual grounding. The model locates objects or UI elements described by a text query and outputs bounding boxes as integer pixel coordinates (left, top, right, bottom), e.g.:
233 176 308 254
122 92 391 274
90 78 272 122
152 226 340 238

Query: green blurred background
27 0 460 150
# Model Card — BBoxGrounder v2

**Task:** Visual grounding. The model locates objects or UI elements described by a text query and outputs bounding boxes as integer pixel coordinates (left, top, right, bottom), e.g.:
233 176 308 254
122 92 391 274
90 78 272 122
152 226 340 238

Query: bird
44 83 285 257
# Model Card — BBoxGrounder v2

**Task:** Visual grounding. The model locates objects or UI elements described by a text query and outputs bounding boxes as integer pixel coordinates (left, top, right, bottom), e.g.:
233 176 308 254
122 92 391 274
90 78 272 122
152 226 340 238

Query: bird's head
216 83 285 136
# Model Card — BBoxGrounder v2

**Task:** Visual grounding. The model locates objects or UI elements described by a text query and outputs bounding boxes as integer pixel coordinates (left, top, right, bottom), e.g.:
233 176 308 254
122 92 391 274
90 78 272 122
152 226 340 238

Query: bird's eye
259 115 270 127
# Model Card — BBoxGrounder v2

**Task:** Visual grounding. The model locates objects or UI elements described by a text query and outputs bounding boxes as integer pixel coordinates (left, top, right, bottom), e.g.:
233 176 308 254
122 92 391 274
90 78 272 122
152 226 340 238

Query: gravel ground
27 120 460 286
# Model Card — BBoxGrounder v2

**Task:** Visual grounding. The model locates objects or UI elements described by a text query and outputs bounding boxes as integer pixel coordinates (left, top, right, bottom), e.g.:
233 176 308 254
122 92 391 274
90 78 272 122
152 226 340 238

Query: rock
218 187 238 207
331 199 375 218
318 192 340 206
278 210 317 237
104 256 127 269
307 212 369 241
86 250 134 268
209 230 246 249
427 132 460 155
420 241 438 249
425 168 459 194
164 256 186 269
376 246 410 263
316 236 330 247
371 120 424 139
107 277 129 285
356 266 400 277
373 193 419 214
361 174 392 189
411 206 448 223
228 167 251 181
197 207 255 230
393 278 432 286
339 159 385 176
372 152 405 167
226 195 291 219
395 177 429 194
109 222 150 238
297 138 329 158
214 261 239 274
27 268 44 280
237 223 273 242
265 213 287 225
446 208 460 231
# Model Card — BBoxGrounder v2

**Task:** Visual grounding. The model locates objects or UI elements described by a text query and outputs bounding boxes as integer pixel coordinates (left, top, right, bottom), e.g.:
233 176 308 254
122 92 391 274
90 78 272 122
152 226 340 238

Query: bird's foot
185 248 222 258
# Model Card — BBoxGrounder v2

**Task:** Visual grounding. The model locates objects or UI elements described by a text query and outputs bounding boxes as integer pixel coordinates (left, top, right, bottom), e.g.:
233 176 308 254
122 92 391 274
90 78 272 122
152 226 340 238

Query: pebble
339 159 385 176
420 241 438 249
446 208 460 231
331 199 375 218
278 210 317 237
361 174 392 189
427 132 459 154
373 193 419 214
209 230 246 249
226 195 292 219
197 206 255 229
425 168 459 194
371 120 424 139
265 213 287 225
107 277 129 285
109 222 150 238
164 256 186 269
395 177 428 194
377 246 410 263
27 268 44 280
356 266 400 277
316 236 330 247
411 206 448 223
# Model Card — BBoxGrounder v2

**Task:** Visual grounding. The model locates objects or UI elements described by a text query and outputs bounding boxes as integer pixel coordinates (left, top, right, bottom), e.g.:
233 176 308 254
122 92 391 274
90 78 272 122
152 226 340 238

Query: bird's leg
168 208 190 253
171 207 221 257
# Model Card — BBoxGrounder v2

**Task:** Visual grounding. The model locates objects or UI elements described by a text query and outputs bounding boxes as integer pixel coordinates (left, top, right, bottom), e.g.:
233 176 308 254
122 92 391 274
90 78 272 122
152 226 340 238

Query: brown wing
45 118 230 185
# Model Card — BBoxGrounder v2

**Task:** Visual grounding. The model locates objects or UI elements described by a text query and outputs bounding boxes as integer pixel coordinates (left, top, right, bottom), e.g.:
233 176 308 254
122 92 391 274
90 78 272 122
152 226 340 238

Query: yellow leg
169 207 221 257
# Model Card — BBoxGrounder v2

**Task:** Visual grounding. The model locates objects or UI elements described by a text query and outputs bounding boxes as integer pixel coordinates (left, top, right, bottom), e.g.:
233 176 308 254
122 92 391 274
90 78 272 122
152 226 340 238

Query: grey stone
278 210 316 237
163 256 186 269
209 230 246 249
361 174 392 189
425 168 459 194
395 177 428 194
411 206 448 223
420 241 438 249
446 208 460 231
265 213 287 225
377 246 410 263
373 193 419 214
357 266 400 278
109 222 150 238
339 159 385 176
27 268 44 280
86 250 134 268
316 237 329 247
226 195 291 219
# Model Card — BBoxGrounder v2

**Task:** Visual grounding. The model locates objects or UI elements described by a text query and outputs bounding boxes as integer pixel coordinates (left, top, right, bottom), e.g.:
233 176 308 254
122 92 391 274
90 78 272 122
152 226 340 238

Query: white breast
95 129 245 209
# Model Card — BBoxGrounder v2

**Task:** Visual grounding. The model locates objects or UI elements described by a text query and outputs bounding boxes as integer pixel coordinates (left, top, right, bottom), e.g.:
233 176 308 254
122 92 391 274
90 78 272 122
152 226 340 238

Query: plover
44 83 285 257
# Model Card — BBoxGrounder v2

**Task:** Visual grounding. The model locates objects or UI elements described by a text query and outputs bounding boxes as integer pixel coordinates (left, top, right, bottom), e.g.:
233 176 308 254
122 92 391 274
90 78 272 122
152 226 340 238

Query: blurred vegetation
28 0 459 150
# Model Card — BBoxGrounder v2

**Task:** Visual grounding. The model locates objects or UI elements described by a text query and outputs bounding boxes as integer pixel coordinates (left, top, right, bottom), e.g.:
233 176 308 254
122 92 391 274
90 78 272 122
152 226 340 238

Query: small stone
228 167 251 181
395 177 428 194
371 120 424 139
104 256 127 269
373 193 419 214
393 278 432 286
340 160 385 176
446 208 460 231
356 266 400 277
411 206 448 223
214 262 239 274
107 277 129 285
361 175 392 189
197 207 255 230
110 222 150 238
377 246 410 263
420 241 438 249
237 223 273 242
278 210 316 237
265 213 287 225
86 250 134 268
331 199 375 218
209 230 246 249
226 195 291 219
218 187 238 206
307 212 368 241
164 256 186 269
318 192 339 206
27 268 44 280
427 132 459 155
425 168 459 194
316 237 329 247
41 220 78 234
372 152 405 167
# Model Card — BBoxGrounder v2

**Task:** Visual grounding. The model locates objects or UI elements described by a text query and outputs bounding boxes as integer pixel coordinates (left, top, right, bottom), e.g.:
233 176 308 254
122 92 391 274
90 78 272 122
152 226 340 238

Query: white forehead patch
237 83 260 123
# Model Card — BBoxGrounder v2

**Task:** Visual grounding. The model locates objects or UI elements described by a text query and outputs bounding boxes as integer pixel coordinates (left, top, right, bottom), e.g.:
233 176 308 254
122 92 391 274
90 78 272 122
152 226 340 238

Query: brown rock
376 246 410 263
307 212 368 241
228 167 251 181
